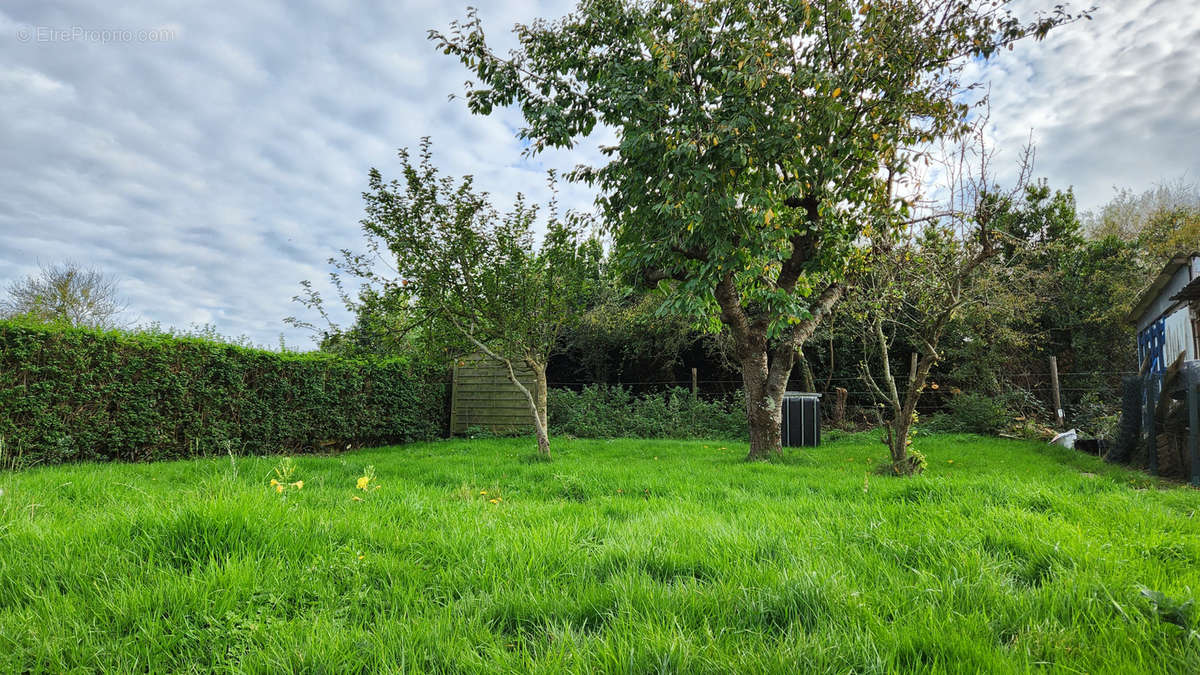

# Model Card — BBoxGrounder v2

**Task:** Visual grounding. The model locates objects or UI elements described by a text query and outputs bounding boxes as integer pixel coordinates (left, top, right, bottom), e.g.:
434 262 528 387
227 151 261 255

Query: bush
548 385 746 439
921 393 1011 435
1069 391 1119 439
0 320 446 466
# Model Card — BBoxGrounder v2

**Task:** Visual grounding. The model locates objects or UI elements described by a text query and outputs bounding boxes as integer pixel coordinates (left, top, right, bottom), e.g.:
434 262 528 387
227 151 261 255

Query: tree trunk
713 276 843 461
799 348 816 393
743 352 785 460
527 360 550 457
889 418 912 467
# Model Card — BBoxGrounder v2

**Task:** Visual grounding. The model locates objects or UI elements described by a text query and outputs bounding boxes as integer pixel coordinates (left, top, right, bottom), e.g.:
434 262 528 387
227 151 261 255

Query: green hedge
548 385 747 439
0 321 446 466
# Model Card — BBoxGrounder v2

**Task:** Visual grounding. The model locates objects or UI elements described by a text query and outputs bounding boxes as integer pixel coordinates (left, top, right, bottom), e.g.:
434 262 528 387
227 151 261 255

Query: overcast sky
2 1 1198 348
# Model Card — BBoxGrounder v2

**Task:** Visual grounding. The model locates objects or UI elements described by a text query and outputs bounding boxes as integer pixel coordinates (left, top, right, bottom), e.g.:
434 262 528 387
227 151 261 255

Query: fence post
1147 374 1159 476
449 361 459 436
1049 356 1064 428
1190 384 1199 487
691 367 698 397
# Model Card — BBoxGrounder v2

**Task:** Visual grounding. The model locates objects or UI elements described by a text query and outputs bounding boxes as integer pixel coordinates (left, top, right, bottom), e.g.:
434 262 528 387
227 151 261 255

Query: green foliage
1070 392 1119 440
0 320 446 466
557 281 704 384
298 138 603 368
433 0 1086 457
548 385 745 440
922 393 1012 436
434 1 1084 335
1087 178 1200 264
1 434 1197 672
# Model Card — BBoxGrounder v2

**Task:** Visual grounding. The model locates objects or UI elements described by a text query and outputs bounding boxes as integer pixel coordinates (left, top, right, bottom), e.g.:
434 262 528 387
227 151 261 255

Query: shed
1128 252 1200 373
1126 252 1200 484
449 352 541 435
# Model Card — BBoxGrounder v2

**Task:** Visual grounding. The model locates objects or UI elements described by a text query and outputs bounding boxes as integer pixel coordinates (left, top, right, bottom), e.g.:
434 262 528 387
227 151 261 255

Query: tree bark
526 359 550 457
743 350 786 460
799 348 816 393
728 284 844 461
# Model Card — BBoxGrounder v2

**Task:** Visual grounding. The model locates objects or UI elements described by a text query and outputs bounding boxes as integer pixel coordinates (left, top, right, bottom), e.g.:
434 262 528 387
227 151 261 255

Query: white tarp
1163 306 1194 363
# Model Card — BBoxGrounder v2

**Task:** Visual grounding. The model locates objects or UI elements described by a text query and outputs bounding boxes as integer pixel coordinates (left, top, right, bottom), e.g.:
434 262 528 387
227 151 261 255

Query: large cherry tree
432 0 1087 459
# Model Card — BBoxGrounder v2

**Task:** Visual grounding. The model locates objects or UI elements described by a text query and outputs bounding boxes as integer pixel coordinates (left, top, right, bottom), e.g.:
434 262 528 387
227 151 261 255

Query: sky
2 1 1198 348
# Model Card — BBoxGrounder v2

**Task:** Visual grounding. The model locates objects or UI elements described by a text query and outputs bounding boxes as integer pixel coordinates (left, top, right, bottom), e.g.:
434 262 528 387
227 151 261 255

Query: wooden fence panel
450 353 539 434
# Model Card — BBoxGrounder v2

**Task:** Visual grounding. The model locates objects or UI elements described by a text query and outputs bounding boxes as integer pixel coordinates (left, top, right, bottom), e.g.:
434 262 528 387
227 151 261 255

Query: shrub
922 393 1011 435
0 320 446 466
548 385 746 439
1069 391 1119 439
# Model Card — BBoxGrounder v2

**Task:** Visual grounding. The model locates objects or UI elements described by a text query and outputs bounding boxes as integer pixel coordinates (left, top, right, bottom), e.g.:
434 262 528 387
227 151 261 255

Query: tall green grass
1 433 1197 673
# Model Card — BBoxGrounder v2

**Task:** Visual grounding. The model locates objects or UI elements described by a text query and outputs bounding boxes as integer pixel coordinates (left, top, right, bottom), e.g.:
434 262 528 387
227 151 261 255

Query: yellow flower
356 476 370 491
351 496 362 502
293 481 303 490
275 484 284 493
480 490 487 495
489 498 499 504
269 479 279 487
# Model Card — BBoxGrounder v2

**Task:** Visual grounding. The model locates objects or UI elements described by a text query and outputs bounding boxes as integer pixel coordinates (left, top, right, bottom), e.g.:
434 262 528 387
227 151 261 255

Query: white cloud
970 0 1200 211
0 0 1196 347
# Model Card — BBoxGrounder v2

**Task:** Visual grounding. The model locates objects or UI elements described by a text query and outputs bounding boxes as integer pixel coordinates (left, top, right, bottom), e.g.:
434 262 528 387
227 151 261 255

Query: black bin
781 392 821 447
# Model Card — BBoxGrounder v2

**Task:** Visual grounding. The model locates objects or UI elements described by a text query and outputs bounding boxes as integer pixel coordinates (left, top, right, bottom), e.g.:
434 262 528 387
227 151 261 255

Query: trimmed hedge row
0 321 447 466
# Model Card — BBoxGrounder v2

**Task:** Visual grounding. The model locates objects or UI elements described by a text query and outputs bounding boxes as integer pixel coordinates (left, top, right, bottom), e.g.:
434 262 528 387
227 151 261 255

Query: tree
432 0 1088 459
854 129 1018 474
1086 179 1200 253
293 139 602 458
0 262 127 329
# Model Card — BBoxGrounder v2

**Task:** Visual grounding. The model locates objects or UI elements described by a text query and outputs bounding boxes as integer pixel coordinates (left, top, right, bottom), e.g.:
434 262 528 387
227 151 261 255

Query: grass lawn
2 432 1199 673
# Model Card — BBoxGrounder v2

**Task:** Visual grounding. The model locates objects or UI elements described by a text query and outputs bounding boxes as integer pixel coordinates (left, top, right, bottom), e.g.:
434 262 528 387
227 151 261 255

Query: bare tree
856 122 1034 475
1 262 127 330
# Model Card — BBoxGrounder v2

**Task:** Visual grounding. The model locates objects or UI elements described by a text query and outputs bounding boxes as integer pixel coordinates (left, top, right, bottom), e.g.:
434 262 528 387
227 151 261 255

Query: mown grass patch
1 433 1198 673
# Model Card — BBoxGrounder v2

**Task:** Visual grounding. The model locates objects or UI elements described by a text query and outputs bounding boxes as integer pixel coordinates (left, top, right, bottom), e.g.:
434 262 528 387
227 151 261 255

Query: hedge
0 321 447 466
548 385 747 440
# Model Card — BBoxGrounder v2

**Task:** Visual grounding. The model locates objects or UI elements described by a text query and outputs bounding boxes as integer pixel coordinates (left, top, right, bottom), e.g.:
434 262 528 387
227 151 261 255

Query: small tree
293 139 602 458
856 131 1027 474
432 0 1088 459
1 262 127 329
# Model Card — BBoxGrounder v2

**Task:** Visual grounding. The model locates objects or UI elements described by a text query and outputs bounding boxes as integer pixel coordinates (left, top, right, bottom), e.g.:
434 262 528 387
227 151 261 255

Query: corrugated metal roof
1171 275 1200 303
1128 252 1200 325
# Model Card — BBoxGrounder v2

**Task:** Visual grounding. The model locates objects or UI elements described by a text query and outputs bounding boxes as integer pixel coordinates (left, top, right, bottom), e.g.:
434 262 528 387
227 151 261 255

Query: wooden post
1147 374 1159 477
1189 384 1199 488
1049 356 1064 428
833 387 847 427
691 367 698 396
449 360 459 435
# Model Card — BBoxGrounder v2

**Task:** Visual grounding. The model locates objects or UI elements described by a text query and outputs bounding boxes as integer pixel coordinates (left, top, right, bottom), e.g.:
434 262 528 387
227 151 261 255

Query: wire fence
549 371 1137 396
547 370 1137 428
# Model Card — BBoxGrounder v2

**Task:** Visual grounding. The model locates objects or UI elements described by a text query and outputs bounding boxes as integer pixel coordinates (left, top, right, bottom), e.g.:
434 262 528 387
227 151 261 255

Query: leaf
832 87 842 98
